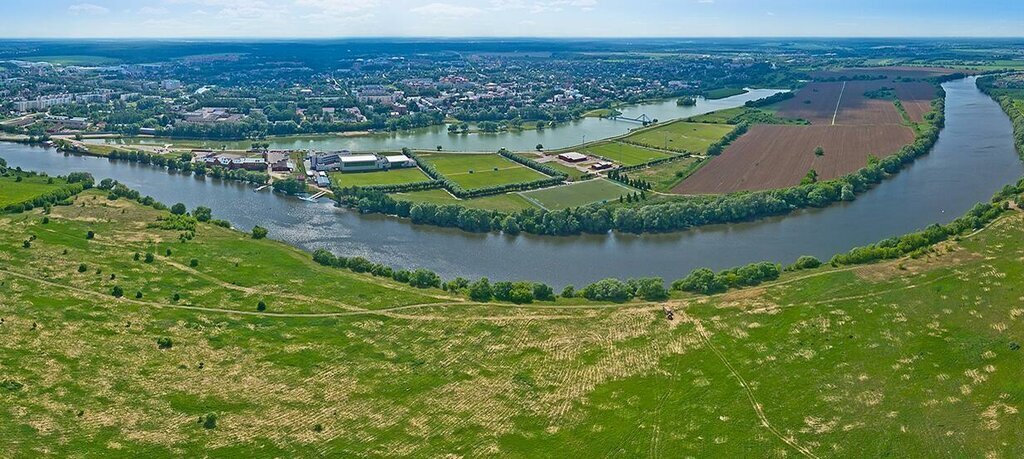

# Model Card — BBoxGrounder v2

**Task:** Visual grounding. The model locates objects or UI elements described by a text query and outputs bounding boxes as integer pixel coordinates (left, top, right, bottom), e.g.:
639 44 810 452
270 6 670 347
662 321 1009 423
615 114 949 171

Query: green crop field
329 167 429 187
520 178 635 210
418 152 548 189
391 188 537 212
624 121 735 153
580 141 672 166
0 174 67 207
3 174 1024 457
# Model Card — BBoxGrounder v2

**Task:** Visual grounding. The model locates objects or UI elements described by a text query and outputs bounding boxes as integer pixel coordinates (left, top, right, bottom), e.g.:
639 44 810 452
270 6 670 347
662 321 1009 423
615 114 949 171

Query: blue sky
4 0 1023 38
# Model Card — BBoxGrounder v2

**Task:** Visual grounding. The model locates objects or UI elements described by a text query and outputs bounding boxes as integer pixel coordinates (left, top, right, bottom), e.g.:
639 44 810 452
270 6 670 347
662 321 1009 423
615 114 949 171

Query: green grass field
630 157 706 192
580 141 672 166
329 167 430 187
0 174 67 207
3 175 1024 456
417 152 548 189
623 121 735 153
520 178 635 210
392 188 537 212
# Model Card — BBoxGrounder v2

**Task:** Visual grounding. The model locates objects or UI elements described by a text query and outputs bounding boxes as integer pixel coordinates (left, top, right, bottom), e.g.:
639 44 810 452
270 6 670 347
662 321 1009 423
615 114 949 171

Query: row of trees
744 91 794 108
98 148 269 185
0 171 87 214
606 169 652 191
335 180 443 196
672 262 782 294
705 123 749 156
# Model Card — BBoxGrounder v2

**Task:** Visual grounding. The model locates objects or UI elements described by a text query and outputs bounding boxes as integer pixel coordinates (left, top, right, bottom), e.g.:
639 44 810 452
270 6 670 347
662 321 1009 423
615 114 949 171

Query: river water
92 89 782 152
3 78 1021 288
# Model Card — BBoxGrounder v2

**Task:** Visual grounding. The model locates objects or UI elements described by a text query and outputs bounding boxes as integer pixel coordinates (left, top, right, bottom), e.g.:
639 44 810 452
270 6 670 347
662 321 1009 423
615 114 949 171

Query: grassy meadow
520 178 635 210
0 174 68 207
2 177 1024 457
417 152 548 189
580 141 672 166
623 121 734 154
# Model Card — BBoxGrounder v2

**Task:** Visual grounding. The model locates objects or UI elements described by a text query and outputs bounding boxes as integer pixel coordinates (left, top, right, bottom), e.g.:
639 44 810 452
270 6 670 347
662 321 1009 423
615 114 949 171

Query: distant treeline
744 91 794 108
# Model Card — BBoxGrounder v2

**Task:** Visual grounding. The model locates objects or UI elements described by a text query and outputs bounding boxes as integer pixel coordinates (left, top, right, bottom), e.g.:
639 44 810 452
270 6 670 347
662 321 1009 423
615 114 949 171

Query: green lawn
392 188 537 212
0 174 67 207
520 179 635 210
418 152 548 189
579 142 672 166
622 121 735 154
329 167 430 187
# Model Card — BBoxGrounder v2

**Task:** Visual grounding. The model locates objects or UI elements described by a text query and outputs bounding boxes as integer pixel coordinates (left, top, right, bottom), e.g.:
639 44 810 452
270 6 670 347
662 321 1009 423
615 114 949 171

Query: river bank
2 78 1021 287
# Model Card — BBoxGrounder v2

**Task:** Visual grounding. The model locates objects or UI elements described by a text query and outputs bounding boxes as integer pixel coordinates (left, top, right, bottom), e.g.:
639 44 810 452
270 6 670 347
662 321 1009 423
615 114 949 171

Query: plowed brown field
776 80 939 125
810 66 969 79
672 68 948 195
673 124 915 194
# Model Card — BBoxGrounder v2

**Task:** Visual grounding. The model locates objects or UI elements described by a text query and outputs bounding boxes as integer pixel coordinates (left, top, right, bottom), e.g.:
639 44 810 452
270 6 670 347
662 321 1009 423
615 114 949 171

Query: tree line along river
3 77 1022 288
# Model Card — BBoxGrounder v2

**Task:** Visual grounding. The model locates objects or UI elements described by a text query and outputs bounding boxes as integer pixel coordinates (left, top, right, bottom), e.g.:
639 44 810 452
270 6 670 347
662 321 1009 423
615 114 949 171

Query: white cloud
295 0 379 12
68 3 110 15
410 2 483 17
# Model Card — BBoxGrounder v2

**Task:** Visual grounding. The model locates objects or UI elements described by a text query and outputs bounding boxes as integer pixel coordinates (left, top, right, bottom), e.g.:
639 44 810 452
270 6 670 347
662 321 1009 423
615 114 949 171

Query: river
90 89 782 152
3 77 1021 288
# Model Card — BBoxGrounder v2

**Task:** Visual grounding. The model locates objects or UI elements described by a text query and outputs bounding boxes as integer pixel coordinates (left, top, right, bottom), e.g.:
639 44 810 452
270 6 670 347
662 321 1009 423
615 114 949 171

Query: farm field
809 65 968 80
580 141 673 166
391 188 537 211
675 124 915 194
0 174 68 207
417 152 548 189
3 176 1024 456
328 167 429 188
776 80 939 125
520 178 634 210
622 121 734 153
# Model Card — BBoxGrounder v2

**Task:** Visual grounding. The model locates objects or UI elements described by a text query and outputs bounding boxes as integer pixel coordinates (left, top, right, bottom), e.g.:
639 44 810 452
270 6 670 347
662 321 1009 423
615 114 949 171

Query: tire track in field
832 81 847 125
682 310 819 459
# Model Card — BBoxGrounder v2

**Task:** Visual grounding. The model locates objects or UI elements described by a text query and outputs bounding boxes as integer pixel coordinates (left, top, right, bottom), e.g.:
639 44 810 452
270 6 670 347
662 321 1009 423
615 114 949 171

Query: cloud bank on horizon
6 0 1023 38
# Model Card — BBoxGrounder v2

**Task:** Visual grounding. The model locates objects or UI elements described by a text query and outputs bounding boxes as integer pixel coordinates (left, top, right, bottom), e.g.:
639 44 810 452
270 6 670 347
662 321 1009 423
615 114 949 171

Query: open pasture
580 141 672 166
520 178 634 209
0 174 68 207
418 152 548 189
674 124 915 194
3 185 1024 457
622 121 734 153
